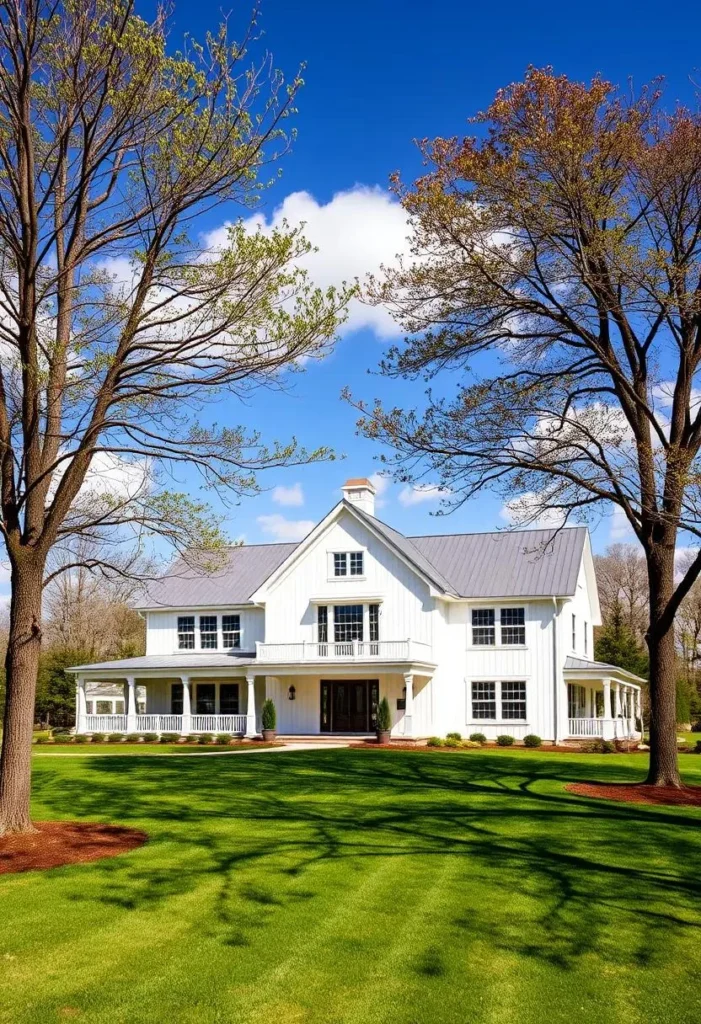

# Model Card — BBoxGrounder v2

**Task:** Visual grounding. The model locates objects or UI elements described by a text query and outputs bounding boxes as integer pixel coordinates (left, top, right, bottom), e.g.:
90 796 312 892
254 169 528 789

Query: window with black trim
350 551 364 576
333 553 348 576
171 682 184 715
501 680 527 719
220 683 239 715
200 615 218 649
501 607 525 645
472 609 495 645
317 605 328 643
334 604 364 642
471 681 496 719
369 604 379 642
196 683 215 714
177 615 195 650
222 614 241 649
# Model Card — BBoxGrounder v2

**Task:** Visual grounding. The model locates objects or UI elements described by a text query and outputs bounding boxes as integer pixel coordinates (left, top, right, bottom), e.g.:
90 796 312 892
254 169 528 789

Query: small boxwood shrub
198 733 215 745
34 734 51 745
142 733 158 743
216 733 231 745
469 732 487 744
73 733 89 744
523 734 542 748
496 734 515 746
446 731 462 741
601 740 616 753
427 736 445 747
107 733 124 743
91 733 107 743
445 737 461 748
160 732 180 744
53 734 74 744
126 733 140 744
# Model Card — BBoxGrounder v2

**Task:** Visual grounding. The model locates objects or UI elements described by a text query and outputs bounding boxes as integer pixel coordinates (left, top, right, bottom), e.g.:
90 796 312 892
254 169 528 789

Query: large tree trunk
0 560 44 835
646 546 682 788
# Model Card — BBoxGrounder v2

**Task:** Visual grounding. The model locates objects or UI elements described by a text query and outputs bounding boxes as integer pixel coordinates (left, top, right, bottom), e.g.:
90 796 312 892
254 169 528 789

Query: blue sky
2 0 700 603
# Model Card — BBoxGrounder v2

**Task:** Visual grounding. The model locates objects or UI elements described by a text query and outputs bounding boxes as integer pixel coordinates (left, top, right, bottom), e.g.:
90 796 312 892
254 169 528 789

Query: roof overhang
564 665 645 688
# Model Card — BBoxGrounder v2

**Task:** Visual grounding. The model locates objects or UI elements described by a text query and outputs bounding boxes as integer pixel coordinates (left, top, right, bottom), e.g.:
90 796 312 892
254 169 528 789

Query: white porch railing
568 717 639 740
136 714 183 733
256 639 433 663
85 714 127 733
190 714 247 734
568 717 604 737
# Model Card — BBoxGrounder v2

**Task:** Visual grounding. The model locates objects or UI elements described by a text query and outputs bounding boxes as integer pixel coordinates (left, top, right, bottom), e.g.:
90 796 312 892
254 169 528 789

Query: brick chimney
341 477 376 517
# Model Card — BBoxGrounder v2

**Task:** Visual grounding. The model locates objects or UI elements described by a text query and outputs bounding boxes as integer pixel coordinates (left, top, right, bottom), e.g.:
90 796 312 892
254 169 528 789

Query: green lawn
2 748 701 1024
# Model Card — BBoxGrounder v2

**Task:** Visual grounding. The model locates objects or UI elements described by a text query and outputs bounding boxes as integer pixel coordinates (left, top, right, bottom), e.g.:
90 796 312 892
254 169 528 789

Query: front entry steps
277 734 374 744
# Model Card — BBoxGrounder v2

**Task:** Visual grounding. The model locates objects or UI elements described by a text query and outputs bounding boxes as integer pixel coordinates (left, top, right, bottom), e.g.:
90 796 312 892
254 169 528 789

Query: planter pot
262 729 277 742
377 730 391 745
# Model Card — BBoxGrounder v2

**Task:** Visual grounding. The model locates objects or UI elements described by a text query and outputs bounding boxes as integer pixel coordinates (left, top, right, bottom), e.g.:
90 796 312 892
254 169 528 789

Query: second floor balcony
255 639 434 665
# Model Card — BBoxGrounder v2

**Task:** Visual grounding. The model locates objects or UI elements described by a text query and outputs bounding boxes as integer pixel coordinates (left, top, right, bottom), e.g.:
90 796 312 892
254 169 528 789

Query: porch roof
68 653 256 675
564 656 645 688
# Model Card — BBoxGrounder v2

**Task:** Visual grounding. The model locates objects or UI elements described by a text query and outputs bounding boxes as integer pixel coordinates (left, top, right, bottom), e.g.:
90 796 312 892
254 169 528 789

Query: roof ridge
409 526 586 540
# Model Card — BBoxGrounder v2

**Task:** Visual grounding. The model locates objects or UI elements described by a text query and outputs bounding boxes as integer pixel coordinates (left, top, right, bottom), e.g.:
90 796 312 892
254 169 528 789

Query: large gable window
222 614 241 649
334 604 364 642
177 616 195 650
332 551 365 577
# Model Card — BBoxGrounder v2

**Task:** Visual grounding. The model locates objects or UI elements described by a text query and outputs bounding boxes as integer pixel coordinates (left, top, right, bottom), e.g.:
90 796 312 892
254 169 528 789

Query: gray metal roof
68 653 257 673
408 527 587 598
136 542 296 609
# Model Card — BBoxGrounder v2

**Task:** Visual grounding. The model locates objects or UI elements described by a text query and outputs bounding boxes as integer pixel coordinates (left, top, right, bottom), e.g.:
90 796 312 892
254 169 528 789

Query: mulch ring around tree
0 822 147 875
566 782 701 807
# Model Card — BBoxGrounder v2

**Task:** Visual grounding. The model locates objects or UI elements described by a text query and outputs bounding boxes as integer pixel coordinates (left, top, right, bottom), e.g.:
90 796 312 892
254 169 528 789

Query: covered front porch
564 657 644 741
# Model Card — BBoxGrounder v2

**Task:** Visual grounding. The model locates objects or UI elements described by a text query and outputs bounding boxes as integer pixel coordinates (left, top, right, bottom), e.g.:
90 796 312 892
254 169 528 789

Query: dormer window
332 551 364 577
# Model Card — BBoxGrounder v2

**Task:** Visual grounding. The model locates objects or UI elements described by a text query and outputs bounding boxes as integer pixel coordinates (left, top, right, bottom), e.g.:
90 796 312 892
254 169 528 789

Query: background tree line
594 544 701 727
0 564 145 729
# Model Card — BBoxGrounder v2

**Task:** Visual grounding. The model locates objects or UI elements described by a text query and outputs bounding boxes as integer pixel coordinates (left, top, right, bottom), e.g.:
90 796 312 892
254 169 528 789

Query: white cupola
341 477 376 517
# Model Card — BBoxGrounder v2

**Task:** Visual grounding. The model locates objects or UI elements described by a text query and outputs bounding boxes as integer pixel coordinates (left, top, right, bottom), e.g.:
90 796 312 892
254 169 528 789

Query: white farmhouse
71 478 643 742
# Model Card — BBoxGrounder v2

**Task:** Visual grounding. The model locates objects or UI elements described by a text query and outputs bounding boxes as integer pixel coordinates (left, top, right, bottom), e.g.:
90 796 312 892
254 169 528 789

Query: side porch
564 657 644 742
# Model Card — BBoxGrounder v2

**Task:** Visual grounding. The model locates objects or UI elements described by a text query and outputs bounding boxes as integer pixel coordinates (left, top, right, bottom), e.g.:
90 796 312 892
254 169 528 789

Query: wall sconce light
288 685 296 701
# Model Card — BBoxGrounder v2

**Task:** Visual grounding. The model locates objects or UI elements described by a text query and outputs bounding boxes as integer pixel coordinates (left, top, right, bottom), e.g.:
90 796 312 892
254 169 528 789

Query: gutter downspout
552 597 560 744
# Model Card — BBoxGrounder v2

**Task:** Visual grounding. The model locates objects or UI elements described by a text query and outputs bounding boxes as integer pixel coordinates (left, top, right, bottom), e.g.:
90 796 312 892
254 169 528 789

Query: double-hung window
222 614 241 649
334 604 364 643
177 616 195 650
199 615 218 649
369 604 379 642
471 681 497 719
317 605 328 644
350 551 364 576
472 609 495 645
333 553 348 576
501 608 525 645
471 680 528 721
332 551 364 577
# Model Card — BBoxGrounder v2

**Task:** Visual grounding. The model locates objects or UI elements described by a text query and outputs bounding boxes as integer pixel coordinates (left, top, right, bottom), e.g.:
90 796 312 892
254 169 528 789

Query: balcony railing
255 639 434 663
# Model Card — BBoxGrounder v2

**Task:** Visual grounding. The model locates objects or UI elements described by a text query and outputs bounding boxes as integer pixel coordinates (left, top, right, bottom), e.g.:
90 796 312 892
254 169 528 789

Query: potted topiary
376 696 391 744
261 698 277 741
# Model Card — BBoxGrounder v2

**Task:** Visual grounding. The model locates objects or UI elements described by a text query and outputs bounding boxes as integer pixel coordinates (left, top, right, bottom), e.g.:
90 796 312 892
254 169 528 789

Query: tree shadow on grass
28 748 701 972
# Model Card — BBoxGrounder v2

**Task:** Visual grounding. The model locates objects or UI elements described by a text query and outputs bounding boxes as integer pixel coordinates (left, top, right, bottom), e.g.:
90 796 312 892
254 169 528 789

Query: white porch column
403 672 414 738
602 678 614 740
245 671 257 738
635 688 642 733
77 677 87 733
613 681 622 718
126 675 137 733
181 675 191 736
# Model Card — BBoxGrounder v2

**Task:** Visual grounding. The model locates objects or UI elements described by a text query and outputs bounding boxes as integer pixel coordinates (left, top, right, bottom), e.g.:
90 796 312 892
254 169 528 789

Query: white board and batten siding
263 510 436 647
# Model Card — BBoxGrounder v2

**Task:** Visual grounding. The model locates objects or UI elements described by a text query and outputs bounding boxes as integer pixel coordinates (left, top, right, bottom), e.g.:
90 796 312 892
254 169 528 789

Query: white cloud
272 482 304 507
206 186 411 339
500 491 568 529
257 514 315 542
609 505 636 542
398 483 451 507
369 472 391 509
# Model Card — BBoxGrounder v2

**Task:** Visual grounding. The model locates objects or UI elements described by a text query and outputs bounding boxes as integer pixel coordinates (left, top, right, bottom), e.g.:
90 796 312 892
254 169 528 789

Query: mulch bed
350 742 646 754
0 822 147 875
566 782 701 807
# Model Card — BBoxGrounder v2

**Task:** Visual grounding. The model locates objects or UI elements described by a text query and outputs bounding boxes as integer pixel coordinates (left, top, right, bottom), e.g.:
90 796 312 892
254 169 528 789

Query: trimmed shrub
376 696 392 733
496 734 515 746
198 733 215 745
601 740 616 753
469 732 487 744
444 737 461 748
73 734 89 744
107 733 124 743
91 733 107 743
52 734 74 744
261 698 277 731
34 734 52 745
523 734 542 748
427 736 445 747
126 733 140 744
446 731 462 741
216 734 231 745
142 733 159 743
160 732 180 744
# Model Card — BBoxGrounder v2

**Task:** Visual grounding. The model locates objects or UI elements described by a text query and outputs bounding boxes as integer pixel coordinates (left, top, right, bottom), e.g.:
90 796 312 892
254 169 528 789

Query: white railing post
181 675 191 737
245 671 257 738
77 677 87 734
403 672 414 738
126 676 137 735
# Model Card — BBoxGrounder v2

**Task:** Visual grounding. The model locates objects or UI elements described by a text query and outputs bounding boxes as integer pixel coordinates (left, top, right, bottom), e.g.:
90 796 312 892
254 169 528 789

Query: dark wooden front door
320 680 379 733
